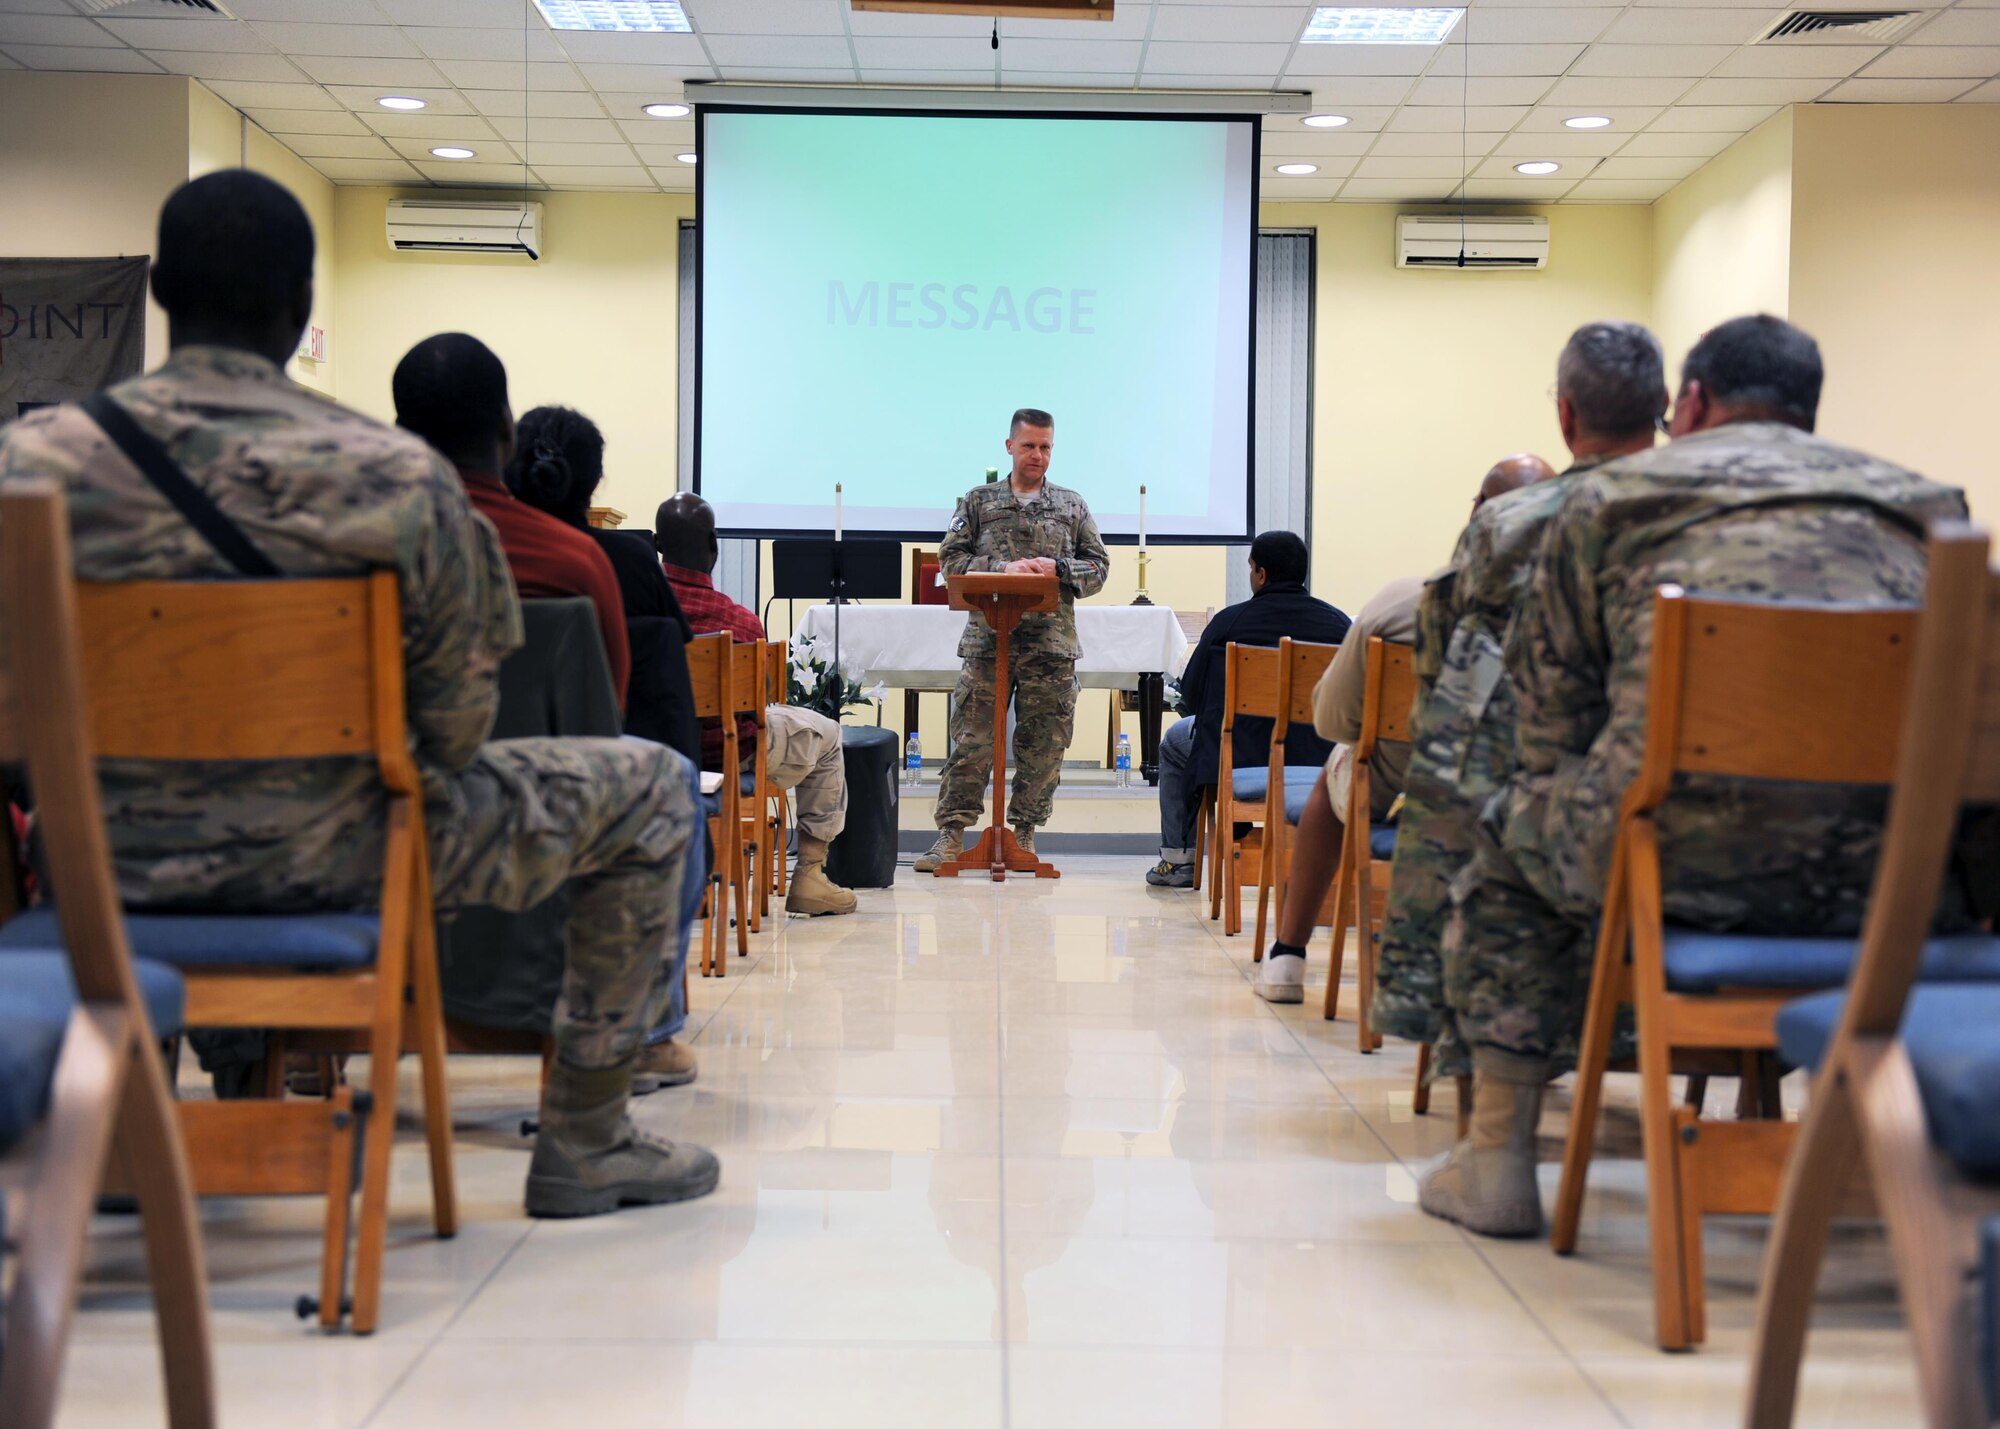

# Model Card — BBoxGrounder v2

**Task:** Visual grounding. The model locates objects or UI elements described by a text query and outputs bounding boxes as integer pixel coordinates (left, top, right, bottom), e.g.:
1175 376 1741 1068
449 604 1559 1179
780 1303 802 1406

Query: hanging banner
0 257 148 424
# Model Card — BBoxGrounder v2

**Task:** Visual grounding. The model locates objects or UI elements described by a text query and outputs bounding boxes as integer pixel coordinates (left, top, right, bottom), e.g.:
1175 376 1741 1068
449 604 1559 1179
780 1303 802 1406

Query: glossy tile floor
60 858 1920 1427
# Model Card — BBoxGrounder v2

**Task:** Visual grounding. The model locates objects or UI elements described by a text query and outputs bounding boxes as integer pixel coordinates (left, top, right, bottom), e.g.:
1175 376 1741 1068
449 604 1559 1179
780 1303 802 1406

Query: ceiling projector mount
849 0 1113 18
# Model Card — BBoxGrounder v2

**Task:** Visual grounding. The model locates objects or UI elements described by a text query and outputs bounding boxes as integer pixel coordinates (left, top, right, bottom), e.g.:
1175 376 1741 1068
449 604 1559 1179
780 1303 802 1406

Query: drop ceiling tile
1517 103 1663 130
148 51 306 81
412 161 542 185
714 64 855 80
1568 43 1733 76
1590 153 1706 179
1458 9 1620 43
1290 76 1416 103
552 29 708 64
513 140 638 165
0 15 118 46
1261 131 1377 156
1712 44 1879 77
207 79 342 108
330 84 476 114
96 18 274 52
632 142 701 164
1280 44 1435 75
1000 38 1146 71
701 33 851 67
1475 153 1600 178
1821 75 1980 99
1459 177 1577 200
1863 45 2000 78
487 116 625 142
384 135 519 162
1542 74 1694 104
306 156 421 181
403 27 567 62
1387 104 1529 130
1151 6 1310 43
1494 128 1625 155
1144 41 1290 74
1908 10 2000 43
1263 155 1358 177
229 0 390 17
1680 75 1833 102
1005 10 1153 39
649 166 697 189
620 119 699 144
1648 102 1778 129
1565 177 1676 201
1960 78 2000 99
531 165 658 186
1406 75 1556 104
435 58 587 89
1357 155 1480 179
1296 104 1396 129
0 44 25 64
278 133 401 159
468 88 606 117
598 89 692 116
250 22 418 57
577 62 717 89
856 68 998 83
852 35 997 68
847 10 989 37
360 112 498 140
293 55 446 86
1365 130 1504 156
246 107 371 134
1619 128 1743 155
4 43 164 71
1332 178 1449 201
683 0 846 33
1600 8 1779 44
0 0 86 11
1428 42 1587 75
1262 178 1343 200
1135 71 1271 86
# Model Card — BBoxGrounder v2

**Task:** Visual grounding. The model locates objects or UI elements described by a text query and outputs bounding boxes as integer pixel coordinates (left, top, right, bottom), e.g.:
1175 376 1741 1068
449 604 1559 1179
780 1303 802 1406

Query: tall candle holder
1131 482 1153 605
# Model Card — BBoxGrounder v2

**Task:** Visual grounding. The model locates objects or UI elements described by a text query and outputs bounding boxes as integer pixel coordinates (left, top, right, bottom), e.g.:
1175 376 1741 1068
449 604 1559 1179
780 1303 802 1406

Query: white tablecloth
793 604 1189 690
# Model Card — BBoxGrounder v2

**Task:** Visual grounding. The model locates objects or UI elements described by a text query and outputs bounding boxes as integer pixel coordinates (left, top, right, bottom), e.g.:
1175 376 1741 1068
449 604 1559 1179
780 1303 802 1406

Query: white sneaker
1254 953 1307 1004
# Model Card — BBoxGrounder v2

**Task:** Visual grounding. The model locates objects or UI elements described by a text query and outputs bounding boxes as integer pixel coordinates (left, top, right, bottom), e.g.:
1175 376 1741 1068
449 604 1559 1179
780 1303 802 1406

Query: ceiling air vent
1759 9 1921 42
72 0 238 16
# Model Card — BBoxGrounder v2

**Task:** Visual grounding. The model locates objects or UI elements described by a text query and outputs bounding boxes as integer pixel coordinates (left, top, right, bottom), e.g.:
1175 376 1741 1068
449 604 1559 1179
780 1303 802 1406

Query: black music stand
771 539 903 700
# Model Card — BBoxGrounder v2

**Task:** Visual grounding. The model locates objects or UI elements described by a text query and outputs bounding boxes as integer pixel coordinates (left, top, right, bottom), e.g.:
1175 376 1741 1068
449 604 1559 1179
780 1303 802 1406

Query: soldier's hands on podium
1003 557 1058 577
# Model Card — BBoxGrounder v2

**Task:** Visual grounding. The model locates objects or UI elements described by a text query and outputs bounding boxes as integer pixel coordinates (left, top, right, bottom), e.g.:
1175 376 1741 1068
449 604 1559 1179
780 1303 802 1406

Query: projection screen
695 105 1259 542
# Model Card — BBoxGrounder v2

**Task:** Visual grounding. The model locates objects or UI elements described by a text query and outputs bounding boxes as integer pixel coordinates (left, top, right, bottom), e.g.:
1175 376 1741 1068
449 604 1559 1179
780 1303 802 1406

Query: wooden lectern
936 571 1063 881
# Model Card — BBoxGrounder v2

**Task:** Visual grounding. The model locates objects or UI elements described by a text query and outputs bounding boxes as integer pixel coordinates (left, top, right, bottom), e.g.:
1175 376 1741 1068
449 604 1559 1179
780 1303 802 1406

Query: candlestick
1138 484 1147 553
834 482 843 542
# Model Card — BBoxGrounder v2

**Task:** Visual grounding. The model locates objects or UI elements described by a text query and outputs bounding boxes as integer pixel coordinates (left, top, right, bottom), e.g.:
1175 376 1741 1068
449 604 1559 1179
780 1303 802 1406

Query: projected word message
827 281 1096 335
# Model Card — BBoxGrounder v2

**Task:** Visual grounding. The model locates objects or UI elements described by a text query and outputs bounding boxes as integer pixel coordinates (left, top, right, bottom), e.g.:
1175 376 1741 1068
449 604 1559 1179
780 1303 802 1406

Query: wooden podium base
933 824 1060 882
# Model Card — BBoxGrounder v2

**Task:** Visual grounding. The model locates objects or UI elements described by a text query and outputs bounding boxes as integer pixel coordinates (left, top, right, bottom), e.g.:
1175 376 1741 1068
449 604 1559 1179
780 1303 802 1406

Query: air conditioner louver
386 201 543 260
1759 9 1920 42
1396 215 1550 271
72 0 237 17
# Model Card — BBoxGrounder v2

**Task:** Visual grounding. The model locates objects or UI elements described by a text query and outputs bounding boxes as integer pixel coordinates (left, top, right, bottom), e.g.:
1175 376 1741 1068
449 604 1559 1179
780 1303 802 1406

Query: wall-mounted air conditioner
386 200 542 259
1396 215 1549 270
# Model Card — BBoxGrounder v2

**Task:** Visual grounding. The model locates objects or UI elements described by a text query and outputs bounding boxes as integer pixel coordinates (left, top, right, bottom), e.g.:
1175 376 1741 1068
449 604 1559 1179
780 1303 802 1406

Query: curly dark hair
506 404 606 523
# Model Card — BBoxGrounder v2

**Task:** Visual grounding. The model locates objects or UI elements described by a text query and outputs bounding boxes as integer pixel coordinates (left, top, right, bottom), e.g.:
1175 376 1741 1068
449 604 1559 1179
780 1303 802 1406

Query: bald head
654 492 718 574
1475 454 1556 512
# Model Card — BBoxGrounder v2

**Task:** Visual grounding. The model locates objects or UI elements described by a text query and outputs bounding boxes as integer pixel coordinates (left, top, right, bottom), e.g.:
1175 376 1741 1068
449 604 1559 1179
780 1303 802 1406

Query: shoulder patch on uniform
950 515 968 533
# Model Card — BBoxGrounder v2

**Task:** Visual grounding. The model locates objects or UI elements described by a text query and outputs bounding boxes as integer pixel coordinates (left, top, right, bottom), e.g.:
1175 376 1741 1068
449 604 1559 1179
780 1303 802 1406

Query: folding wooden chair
685 634 741 977
1320 638 1417 1054
732 640 767 938
1549 583 1978 1352
1252 637 1341 957
1749 525 2000 1428
0 479 216 1427
764 638 792 911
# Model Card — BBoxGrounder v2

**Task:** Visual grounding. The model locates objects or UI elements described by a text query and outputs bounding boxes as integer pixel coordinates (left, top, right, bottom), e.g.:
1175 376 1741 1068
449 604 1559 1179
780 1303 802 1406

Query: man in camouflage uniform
916 407 1109 871
1373 322 1665 1076
1420 315 1970 1238
0 171 717 1219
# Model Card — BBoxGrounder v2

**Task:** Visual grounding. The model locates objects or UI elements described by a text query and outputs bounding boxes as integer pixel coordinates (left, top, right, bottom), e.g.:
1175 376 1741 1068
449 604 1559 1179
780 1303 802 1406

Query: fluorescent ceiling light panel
1275 162 1319 175
531 0 691 33
1301 113 1350 128
1302 8 1463 45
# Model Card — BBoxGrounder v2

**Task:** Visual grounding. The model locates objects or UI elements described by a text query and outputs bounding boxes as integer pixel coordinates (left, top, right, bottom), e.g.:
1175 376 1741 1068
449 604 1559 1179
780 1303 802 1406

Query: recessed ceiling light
377 96 425 111
1302 7 1464 45
1301 113 1350 128
1514 161 1560 175
532 0 690 32
1275 163 1319 175
676 152 698 164
1564 115 1612 129
643 102 690 119
431 146 476 160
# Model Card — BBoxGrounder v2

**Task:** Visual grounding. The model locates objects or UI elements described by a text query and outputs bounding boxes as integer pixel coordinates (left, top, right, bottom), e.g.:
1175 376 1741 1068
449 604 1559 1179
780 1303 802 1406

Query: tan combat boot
525 1059 720 1218
786 834 857 915
1012 826 1036 857
914 826 964 874
1416 1049 1546 1237
631 1037 698 1093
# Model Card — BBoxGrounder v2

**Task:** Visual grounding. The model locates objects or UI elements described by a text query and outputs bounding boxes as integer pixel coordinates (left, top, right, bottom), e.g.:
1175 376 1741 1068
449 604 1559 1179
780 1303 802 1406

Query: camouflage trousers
935 651 1078 831
426 737 698 1071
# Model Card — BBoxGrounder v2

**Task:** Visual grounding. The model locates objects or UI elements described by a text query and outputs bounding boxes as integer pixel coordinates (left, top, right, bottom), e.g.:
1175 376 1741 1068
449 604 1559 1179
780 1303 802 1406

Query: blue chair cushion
0 950 186 1152
1369 825 1398 861
1230 766 1322 826
1778 984 2000 1179
0 906 379 971
1662 930 2000 995
740 770 758 799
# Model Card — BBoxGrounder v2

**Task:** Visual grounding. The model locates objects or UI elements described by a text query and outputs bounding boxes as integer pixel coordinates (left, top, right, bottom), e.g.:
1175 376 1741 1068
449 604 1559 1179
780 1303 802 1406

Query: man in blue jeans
1148 531 1351 888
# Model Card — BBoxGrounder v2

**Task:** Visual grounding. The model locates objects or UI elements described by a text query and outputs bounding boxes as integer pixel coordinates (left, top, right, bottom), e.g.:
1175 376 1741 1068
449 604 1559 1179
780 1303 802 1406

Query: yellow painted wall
1651 110 1793 374
1788 104 2000 511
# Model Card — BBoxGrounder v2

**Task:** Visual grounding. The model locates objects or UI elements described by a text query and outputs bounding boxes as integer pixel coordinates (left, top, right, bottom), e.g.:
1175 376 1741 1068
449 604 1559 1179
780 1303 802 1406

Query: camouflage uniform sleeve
1060 503 1109 598
402 453 524 772
940 493 1003 576
1506 485 1611 777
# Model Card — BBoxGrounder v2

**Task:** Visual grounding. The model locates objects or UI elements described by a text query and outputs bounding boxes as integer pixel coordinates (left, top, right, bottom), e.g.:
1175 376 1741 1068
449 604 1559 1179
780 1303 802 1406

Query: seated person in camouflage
918 408 1110 871
0 171 717 1220
1371 323 1664 1071
1149 532 1350 891
1422 315 1971 1239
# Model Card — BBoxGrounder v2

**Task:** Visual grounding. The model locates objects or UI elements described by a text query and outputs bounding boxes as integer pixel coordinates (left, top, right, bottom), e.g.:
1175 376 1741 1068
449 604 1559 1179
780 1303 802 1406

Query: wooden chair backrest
1176 609 1212 644
1628 585 1919 812
685 632 730 721
765 639 789 706
0 480 173 1017
1221 643 1283 733
1272 638 1339 742
730 640 764 725
911 547 947 607
1358 639 1419 757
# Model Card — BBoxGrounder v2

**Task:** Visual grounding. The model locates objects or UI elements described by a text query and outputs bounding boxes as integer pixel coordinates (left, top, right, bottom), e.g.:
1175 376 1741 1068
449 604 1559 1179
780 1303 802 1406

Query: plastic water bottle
905 733 922 785
1115 732 1132 788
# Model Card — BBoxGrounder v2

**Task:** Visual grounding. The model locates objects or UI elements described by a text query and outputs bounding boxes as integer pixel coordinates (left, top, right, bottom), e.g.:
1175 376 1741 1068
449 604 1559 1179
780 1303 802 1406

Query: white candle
1139 484 1147 553
835 482 843 542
